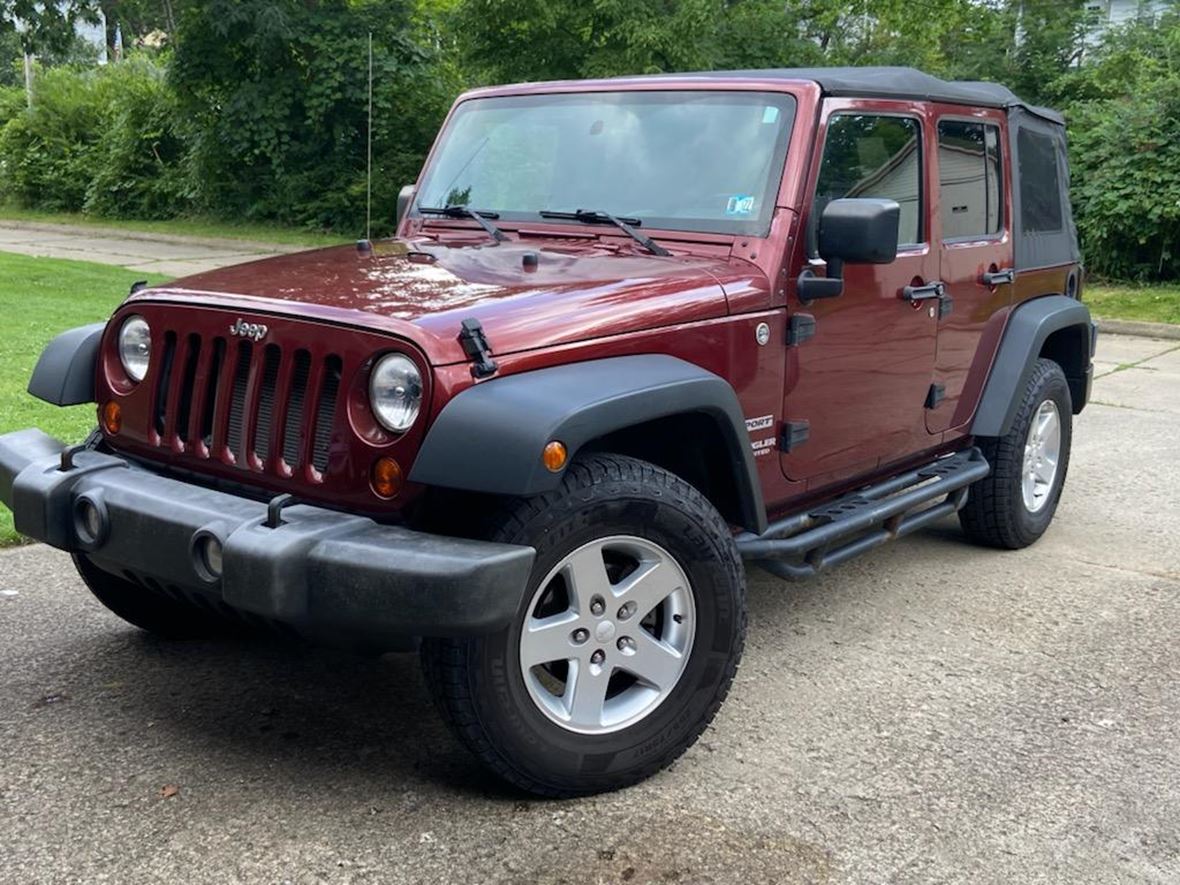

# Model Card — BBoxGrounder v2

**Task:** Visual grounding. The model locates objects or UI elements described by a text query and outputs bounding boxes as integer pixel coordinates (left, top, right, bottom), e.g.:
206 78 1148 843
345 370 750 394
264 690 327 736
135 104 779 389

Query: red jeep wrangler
0 67 1094 796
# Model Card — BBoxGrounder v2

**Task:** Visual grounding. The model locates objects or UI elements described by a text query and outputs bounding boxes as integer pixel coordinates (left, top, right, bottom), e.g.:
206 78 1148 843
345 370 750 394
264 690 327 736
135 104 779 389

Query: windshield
413 90 797 237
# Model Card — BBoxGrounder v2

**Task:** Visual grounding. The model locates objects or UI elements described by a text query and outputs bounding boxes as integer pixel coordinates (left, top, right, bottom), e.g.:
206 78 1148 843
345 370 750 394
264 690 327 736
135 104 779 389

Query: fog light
542 440 568 472
371 456 404 498
74 497 107 547
197 534 223 579
101 401 122 435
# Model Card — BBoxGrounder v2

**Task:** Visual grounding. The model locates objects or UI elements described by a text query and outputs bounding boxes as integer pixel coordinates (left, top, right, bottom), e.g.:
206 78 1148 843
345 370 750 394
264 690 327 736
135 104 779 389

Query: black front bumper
0 429 535 644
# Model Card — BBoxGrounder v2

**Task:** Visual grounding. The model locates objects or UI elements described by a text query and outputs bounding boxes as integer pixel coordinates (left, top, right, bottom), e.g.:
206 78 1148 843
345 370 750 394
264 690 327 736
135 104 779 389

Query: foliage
0 0 98 54
1060 10 1180 280
170 0 456 234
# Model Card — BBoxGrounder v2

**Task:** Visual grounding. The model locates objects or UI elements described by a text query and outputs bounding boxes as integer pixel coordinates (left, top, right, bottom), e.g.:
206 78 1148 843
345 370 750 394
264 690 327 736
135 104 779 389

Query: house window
814 114 923 248
1018 129 1064 233
937 120 1003 239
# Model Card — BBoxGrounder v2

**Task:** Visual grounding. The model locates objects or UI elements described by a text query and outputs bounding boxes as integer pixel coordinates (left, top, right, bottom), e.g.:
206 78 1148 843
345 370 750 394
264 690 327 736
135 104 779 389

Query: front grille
150 331 342 480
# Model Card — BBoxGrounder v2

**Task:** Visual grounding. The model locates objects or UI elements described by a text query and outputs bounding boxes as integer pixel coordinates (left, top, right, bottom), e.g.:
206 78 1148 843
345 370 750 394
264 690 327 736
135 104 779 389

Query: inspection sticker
726 194 756 217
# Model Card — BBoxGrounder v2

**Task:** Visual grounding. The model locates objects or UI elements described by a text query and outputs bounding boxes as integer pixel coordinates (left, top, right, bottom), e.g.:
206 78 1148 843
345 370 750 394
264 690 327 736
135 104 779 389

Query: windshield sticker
762 106 780 124
726 195 756 217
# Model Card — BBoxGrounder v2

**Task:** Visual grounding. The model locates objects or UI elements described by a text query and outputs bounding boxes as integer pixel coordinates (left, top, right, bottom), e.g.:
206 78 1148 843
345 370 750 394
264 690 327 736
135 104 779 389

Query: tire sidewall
465 468 743 789
1010 367 1073 541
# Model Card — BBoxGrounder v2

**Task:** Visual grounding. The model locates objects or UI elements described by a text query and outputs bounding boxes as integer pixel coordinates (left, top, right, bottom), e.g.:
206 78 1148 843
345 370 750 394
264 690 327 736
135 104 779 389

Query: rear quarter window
1017 129 1063 233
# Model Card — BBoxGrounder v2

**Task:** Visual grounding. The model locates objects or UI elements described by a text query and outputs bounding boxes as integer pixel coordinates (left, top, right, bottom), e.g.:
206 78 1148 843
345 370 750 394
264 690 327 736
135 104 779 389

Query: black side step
736 447 990 579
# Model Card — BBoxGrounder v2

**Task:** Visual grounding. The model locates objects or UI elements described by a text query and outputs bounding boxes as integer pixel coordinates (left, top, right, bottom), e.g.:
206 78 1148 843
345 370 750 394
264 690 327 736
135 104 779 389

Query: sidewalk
0 220 301 277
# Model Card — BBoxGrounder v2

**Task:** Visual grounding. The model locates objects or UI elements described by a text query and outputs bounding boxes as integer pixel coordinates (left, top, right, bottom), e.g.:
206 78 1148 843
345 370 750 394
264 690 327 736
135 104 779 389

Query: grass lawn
0 252 169 545
1085 282 1180 325
0 204 346 249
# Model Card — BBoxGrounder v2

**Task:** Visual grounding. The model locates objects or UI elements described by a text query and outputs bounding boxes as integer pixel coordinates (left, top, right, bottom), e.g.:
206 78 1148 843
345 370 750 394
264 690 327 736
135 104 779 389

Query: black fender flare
27 323 106 406
409 355 768 533
973 295 1095 437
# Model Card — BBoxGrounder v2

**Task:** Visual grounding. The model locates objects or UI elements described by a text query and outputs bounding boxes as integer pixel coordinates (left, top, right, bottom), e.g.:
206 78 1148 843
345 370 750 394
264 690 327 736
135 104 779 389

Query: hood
140 238 764 365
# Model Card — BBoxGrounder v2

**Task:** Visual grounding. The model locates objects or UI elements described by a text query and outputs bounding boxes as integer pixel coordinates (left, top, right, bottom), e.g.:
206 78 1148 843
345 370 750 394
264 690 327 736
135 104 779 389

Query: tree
0 0 99 55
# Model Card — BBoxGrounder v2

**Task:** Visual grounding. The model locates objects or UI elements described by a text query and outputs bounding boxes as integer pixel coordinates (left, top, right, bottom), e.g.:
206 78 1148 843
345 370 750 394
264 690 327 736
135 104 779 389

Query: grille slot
312 356 342 474
174 334 201 443
283 350 312 468
153 332 177 436
200 337 226 448
254 344 282 462
225 341 253 460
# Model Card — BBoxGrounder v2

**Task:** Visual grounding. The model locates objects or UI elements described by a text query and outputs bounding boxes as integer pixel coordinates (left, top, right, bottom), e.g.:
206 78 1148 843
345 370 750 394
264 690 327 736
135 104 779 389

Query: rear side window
814 114 923 247
937 120 1003 239
1017 129 1063 233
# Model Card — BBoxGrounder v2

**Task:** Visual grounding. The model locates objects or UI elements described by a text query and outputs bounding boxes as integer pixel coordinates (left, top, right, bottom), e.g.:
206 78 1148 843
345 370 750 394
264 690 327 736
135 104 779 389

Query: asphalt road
1 333 1178 885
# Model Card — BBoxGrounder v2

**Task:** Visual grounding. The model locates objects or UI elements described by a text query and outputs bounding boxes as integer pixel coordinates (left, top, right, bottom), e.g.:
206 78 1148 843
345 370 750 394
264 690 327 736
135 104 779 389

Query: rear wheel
72 553 246 639
420 453 746 797
960 357 1073 549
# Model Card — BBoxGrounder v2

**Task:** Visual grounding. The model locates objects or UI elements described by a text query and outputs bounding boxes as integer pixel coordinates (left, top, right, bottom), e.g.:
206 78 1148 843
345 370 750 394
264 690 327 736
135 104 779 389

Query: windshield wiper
538 209 670 257
418 205 506 244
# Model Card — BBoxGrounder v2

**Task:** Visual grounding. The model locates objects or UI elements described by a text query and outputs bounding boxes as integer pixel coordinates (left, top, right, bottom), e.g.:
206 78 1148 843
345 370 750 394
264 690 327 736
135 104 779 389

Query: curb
0 220 313 255
1095 317 1180 340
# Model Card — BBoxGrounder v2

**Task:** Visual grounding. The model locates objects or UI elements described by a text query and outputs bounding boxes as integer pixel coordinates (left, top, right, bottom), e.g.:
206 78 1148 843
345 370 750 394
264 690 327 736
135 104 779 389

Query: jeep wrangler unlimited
0 67 1095 797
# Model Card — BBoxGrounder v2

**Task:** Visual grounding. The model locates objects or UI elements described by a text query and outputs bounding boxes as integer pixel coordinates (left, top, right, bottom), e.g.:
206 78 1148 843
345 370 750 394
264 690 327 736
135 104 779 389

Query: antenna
366 32 374 243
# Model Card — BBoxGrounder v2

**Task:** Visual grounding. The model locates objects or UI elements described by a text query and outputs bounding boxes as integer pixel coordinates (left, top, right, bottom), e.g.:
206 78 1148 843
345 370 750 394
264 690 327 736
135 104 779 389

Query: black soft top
621 66 1065 125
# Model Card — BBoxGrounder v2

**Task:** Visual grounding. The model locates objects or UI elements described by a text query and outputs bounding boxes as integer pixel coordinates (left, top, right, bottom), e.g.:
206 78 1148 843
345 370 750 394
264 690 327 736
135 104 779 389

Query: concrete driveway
1 332 1178 884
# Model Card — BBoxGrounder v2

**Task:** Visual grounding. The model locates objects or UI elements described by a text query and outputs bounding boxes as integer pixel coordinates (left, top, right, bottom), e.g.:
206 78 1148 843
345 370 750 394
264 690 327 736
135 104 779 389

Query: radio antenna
366 31 373 244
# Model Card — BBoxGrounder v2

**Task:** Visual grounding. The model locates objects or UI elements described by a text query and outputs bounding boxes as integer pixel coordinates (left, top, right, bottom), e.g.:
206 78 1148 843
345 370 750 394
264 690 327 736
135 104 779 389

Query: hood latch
458 318 498 379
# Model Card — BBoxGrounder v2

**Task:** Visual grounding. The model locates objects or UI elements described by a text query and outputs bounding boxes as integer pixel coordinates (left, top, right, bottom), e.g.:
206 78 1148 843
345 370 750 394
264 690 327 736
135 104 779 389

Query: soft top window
1017 129 1063 234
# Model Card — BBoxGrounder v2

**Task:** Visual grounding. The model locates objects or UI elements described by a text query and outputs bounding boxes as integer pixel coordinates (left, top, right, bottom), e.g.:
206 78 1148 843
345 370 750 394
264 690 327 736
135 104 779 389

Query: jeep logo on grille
229 318 269 342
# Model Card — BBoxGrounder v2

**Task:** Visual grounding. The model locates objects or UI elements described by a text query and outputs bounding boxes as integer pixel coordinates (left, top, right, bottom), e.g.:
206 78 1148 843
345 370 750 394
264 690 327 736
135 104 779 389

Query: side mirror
798 198 901 301
396 184 417 228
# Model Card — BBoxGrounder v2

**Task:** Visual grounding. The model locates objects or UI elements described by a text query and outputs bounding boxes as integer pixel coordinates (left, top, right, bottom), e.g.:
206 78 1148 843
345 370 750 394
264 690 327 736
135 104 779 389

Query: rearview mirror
798 198 901 301
396 184 417 228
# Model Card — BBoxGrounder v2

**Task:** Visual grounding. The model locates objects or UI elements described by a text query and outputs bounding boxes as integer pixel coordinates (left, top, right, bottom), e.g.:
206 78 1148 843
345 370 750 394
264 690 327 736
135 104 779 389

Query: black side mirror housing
798 198 901 301
396 184 417 228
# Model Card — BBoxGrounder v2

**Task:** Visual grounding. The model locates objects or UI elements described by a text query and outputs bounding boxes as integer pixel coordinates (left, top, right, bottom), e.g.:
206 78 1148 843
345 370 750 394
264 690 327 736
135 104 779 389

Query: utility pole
23 52 34 108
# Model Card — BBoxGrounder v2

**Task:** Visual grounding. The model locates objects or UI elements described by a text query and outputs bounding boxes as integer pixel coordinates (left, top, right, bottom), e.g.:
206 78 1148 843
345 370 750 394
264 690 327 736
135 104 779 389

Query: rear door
781 101 940 484
927 108 1014 433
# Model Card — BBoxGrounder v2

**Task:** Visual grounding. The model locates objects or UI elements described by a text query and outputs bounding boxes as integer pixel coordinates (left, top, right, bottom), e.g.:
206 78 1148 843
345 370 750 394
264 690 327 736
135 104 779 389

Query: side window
937 120 1003 239
1017 128 1063 233
814 114 923 250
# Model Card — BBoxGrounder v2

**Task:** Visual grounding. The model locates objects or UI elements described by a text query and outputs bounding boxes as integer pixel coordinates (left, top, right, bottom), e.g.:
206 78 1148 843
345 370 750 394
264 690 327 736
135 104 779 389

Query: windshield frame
410 87 799 239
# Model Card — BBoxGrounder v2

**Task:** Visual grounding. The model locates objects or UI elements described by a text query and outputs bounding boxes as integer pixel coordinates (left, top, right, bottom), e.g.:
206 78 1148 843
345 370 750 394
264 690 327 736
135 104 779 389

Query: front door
927 109 1015 433
781 102 939 485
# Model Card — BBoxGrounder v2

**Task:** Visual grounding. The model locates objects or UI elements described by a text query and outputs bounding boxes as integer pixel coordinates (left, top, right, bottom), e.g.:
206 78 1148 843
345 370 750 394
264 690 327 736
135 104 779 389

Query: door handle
982 268 1015 287
901 281 946 302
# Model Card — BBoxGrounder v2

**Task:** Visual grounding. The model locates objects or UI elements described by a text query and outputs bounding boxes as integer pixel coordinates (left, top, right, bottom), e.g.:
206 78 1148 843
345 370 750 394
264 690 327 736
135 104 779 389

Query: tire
420 453 746 797
960 357 1073 549
72 552 246 639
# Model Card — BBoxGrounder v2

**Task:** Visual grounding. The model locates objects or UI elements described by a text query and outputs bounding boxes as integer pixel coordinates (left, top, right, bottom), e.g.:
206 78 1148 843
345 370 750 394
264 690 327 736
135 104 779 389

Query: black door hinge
925 383 945 409
938 294 954 319
787 313 816 346
780 420 810 452
458 318 498 379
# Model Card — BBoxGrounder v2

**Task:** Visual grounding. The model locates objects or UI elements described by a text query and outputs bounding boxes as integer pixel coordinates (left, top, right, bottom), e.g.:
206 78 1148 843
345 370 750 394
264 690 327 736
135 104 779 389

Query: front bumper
0 429 535 644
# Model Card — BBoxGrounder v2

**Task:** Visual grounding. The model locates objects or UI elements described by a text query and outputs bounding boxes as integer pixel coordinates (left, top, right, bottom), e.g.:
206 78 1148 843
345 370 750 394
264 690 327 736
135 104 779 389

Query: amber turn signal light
542 440 568 472
101 401 122 435
370 456 404 498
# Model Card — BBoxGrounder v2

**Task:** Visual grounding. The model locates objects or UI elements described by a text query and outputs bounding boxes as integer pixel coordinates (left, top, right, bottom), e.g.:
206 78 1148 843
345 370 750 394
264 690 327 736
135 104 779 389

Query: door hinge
925 383 945 409
779 420 810 452
787 313 816 346
938 294 954 319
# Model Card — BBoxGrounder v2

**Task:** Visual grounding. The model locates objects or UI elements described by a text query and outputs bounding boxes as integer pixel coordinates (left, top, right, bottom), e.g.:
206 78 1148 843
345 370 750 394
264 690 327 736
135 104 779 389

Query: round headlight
118 315 151 383
369 353 422 433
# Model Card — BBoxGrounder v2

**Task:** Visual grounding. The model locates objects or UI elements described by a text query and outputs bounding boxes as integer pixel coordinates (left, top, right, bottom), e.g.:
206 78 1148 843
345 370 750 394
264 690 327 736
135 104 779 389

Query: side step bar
736 447 990 579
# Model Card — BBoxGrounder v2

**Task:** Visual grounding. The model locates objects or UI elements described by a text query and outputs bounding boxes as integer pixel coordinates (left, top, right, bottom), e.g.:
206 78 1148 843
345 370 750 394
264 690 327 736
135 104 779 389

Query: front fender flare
27 323 106 406
409 355 767 533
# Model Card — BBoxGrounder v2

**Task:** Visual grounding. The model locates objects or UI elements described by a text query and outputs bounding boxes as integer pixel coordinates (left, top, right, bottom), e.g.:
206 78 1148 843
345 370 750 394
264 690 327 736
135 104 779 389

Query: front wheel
421 454 746 797
960 357 1073 549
